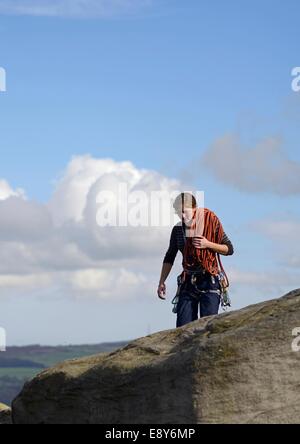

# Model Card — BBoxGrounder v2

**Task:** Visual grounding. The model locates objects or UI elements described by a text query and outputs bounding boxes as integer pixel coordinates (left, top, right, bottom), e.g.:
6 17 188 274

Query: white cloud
3 154 297 304
0 155 300 305
0 156 183 300
0 267 147 301
0 196 53 242
200 134 300 196
69 267 147 300
0 179 25 200
48 155 142 226
0 272 52 289
47 155 183 263
0 0 152 18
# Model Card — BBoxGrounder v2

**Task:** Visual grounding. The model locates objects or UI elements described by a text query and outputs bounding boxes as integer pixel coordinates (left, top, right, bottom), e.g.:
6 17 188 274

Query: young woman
157 192 234 327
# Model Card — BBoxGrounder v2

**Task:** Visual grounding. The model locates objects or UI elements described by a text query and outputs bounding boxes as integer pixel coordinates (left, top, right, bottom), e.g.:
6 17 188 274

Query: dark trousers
176 273 221 328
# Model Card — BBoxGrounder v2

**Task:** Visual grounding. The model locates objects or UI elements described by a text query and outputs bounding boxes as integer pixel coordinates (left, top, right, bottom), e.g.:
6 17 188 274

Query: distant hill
0 342 129 406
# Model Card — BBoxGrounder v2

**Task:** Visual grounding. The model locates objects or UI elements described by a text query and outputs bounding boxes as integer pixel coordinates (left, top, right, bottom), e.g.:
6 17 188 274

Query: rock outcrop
12 289 300 424
0 403 12 424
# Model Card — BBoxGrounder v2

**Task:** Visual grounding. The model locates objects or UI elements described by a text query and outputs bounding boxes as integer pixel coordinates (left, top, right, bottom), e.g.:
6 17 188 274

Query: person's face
174 206 196 225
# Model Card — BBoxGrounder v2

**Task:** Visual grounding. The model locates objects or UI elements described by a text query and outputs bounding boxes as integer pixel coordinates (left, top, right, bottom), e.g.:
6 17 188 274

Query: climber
157 192 234 327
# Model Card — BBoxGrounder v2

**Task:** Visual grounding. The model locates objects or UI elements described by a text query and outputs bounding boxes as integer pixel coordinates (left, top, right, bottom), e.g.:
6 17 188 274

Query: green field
0 342 128 406
0 367 40 379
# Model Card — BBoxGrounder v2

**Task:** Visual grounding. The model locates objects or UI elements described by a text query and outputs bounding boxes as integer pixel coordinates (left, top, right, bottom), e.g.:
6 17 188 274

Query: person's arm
158 227 178 300
192 223 234 256
208 240 229 255
208 231 234 255
159 261 173 284
220 232 234 255
210 219 234 255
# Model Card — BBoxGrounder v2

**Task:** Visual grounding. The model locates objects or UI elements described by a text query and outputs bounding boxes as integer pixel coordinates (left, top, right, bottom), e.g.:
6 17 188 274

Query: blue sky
0 0 300 345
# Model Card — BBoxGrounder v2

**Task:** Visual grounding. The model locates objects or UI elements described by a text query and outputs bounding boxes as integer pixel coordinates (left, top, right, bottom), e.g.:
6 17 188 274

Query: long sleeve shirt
163 221 234 268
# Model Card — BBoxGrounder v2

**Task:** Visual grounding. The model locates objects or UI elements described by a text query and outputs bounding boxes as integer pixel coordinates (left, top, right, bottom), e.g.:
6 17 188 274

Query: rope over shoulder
182 207 230 287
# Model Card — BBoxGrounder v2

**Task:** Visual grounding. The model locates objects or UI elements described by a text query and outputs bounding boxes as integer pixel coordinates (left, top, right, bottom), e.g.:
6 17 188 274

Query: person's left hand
192 236 211 250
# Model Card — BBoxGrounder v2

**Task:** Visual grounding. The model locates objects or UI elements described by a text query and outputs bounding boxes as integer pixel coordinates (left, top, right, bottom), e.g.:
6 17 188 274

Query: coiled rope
182 207 229 287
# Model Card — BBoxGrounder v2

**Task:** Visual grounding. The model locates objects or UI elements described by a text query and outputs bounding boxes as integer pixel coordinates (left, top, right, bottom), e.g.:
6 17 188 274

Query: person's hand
192 236 211 250
157 282 166 300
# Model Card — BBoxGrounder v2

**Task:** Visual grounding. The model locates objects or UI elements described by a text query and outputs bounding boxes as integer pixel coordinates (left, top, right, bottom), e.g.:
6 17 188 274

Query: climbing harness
172 207 231 313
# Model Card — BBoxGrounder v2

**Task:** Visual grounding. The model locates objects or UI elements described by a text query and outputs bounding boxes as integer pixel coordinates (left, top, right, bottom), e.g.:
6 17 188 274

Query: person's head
173 193 197 225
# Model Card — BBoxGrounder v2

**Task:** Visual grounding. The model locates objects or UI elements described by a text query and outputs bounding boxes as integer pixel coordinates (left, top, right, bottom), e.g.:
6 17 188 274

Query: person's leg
176 290 199 328
199 292 221 318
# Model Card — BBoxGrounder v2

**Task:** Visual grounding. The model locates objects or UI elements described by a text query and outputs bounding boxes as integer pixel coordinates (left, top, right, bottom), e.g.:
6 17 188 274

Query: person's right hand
157 282 166 300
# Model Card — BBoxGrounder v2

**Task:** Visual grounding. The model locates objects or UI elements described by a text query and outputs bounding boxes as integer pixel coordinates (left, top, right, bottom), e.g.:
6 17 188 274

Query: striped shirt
163 221 234 268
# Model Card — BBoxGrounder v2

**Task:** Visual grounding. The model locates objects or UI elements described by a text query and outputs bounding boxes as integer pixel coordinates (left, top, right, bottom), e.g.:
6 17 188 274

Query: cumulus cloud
0 0 152 18
0 272 52 290
0 267 147 301
0 196 53 243
1 155 298 306
200 134 300 196
47 155 184 262
0 156 185 300
0 179 25 200
48 156 143 226
69 267 147 300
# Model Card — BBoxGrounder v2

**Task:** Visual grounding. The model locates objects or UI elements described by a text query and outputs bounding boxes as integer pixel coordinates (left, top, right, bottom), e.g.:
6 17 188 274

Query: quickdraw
216 257 231 310
171 273 185 314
